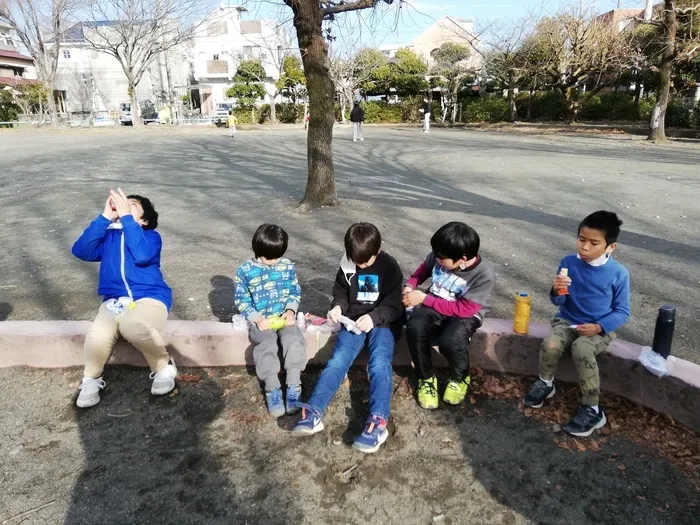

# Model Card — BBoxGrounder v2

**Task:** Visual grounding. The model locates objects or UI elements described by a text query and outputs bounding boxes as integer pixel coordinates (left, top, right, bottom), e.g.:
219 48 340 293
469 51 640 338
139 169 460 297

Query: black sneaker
523 379 556 408
563 406 607 437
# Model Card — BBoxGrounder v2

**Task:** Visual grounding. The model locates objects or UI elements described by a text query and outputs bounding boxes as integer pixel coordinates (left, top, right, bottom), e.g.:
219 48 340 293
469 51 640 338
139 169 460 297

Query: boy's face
436 256 468 271
259 257 281 266
356 254 377 269
577 226 616 262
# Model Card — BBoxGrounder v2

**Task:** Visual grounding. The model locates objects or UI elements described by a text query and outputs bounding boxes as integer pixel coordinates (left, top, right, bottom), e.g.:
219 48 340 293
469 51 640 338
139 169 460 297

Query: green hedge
516 91 567 120
578 93 638 121
0 90 20 126
259 103 305 124
463 97 510 123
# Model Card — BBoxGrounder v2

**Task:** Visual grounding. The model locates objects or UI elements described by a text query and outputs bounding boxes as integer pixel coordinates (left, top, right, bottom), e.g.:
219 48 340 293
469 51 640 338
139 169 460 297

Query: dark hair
345 222 381 264
578 210 623 245
228 109 233 115
127 194 158 230
431 222 480 261
354 101 360 107
252 224 288 259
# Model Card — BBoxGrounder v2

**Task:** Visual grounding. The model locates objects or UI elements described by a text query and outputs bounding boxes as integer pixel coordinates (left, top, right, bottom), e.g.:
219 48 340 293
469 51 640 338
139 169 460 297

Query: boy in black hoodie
293 223 403 454
350 101 364 142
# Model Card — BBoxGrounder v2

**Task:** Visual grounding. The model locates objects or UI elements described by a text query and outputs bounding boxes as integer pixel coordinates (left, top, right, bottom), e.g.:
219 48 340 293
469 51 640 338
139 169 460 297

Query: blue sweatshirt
550 254 630 335
234 258 301 323
72 214 172 309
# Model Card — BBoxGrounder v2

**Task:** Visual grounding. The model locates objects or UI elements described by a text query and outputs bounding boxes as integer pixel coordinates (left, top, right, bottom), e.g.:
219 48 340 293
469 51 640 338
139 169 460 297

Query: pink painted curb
1 319 699 432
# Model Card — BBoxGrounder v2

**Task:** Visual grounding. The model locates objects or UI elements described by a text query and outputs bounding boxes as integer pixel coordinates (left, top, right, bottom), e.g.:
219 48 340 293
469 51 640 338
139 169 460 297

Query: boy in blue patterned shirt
234 224 307 417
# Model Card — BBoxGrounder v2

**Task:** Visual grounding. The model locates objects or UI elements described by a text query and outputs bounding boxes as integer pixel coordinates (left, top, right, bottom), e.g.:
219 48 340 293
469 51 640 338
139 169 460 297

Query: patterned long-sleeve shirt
234 258 301 323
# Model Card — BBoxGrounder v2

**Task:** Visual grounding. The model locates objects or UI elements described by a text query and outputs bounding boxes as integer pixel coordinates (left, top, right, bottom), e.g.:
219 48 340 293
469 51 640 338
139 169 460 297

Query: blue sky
244 0 645 48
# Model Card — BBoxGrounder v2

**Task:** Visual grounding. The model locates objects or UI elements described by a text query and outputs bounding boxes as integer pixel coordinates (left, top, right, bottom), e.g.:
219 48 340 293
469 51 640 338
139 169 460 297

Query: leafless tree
80 0 211 127
0 0 78 126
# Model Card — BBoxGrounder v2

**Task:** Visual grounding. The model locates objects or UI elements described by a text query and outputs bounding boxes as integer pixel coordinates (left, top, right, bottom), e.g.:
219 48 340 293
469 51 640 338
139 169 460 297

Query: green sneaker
443 376 471 405
417 376 439 410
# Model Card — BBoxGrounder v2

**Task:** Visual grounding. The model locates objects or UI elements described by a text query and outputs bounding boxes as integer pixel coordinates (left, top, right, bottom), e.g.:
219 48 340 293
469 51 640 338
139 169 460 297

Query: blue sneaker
265 388 285 418
286 384 302 414
352 415 388 454
292 404 324 436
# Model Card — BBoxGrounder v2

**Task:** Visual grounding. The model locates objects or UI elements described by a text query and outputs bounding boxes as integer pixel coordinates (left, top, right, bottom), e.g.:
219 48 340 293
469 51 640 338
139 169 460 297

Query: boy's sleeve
331 268 350 313
285 264 301 313
71 215 111 262
234 266 262 323
120 215 161 265
596 269 631 335
406 253 433 289
367 260 404 326
549 259 567 306
423 265 495 318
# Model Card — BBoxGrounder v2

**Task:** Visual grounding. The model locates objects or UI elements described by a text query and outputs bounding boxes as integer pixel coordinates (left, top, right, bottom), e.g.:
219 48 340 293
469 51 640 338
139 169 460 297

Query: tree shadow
65 368 294 524
208 275 236 323
0 303 12 321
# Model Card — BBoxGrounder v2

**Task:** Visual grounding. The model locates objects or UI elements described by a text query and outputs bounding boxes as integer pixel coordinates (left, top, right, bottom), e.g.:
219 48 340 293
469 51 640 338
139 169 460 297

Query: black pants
405 306 482 382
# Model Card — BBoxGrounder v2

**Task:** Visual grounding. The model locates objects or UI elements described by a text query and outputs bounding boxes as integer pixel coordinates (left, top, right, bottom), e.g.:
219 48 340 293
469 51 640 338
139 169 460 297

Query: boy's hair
579 210 623 245
431 221 480 261
252 224 288 259
228 109 233 115
127 194 158 230
345 222 381 264
354 101 360 107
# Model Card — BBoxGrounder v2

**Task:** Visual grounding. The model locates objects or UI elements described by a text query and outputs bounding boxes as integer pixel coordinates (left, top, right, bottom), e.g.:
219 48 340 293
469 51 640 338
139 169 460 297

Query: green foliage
227 60 267 109
463 97 510 123
276 56 306 102
665 99 692 128
391 48 428 97
362 101 403 123
515 91 567 120
578 93 638 121
260 103 305 124
0 89 20 125
355 48 391 95
638 95 656 121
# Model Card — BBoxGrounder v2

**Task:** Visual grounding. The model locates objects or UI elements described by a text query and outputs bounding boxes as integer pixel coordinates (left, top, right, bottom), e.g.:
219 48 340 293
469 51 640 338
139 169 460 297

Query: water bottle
513 292 531 335
652 305 676 359
296 311 305 330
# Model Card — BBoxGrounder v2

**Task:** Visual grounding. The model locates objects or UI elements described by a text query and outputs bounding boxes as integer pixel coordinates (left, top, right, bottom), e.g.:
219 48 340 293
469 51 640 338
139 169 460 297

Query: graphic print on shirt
429 265 469 301
357 274 380 303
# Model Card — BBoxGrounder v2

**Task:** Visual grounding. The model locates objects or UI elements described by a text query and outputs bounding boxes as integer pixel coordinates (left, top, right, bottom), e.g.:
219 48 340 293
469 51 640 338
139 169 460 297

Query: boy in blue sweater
524 211 630 437
234 224 307 418
72 189 176 408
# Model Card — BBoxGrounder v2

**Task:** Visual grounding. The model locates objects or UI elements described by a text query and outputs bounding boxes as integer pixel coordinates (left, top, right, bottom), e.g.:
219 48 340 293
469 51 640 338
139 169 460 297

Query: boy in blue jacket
523 211 630 437
72 188 176 408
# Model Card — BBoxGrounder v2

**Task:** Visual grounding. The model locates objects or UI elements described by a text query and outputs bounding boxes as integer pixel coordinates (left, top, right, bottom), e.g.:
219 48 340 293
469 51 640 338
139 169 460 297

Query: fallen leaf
573 439 587 453
552 424 562 433
656 507 665 513
618 464 627 472
524 408 533 417
469 396 477 405
689 502 697 508
177 373 201 383
636 495 646 501
588 440 601 452
168 388 179 398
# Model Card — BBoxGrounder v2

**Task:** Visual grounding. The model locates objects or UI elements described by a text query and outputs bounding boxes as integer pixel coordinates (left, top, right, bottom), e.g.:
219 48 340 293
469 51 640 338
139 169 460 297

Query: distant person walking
350 102 364 142
421 98 432 133
227 110 237 137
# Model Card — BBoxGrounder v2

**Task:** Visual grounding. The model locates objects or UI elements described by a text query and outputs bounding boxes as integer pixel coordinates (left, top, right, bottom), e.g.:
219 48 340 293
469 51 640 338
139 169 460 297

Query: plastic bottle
296 311 306 330
652 305 676 358
513 292 531 335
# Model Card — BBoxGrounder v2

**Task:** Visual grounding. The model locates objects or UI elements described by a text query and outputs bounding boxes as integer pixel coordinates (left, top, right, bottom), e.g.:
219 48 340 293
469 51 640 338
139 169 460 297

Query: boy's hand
356 315 374 333
576 324 602 337
404 290 426 307
552 275 572 292
282 310 295 327
102 196 118 221
327 306 342 324
255 318 271 331
402 285 412 296
109 188 131 218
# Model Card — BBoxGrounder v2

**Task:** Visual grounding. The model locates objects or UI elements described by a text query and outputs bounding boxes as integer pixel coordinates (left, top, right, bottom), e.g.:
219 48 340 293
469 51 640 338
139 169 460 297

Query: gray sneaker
150 360 177 395
76 377 106 408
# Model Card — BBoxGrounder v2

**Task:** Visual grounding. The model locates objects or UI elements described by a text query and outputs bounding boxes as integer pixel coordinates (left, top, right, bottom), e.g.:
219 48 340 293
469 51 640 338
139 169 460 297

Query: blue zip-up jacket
72 214 172 309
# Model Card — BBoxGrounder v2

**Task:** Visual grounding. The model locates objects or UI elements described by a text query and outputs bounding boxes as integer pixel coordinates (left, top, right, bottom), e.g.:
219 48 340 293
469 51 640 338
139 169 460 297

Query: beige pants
84 298 170 378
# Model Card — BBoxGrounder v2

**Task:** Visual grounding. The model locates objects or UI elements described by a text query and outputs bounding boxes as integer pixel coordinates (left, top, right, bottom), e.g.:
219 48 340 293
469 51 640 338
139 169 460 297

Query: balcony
206 60 228 74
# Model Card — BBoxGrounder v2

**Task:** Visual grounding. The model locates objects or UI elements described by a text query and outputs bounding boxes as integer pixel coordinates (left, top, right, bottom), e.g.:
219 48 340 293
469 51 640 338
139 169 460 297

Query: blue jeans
307 326 395 419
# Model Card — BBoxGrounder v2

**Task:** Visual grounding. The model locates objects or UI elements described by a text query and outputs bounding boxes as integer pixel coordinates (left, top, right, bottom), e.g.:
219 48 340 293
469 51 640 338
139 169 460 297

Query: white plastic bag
639 346 669 378
338 315 363 335
231 314 249 332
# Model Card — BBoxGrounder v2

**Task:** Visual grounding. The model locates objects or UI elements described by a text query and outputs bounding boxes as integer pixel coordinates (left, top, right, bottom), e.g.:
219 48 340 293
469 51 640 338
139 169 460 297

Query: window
242 45 253 57
63 49 71 59
213 53 219 60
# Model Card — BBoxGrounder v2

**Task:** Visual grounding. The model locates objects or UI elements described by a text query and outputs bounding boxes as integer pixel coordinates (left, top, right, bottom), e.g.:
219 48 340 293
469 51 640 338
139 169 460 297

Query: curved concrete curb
1 319 699 431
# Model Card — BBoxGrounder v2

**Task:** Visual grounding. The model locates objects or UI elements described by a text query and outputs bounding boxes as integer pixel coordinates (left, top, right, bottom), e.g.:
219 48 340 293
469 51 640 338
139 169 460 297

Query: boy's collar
577 253 611 267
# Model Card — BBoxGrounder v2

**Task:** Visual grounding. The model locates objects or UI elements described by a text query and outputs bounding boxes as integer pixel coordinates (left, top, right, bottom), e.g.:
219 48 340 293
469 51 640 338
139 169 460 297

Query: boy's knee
571 339 598 368
119 319 151 342
542 335 565 355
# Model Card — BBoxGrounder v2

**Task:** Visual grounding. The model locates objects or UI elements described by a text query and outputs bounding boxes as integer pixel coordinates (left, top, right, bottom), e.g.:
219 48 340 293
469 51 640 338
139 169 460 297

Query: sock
590 405 600 413
539 375 553 387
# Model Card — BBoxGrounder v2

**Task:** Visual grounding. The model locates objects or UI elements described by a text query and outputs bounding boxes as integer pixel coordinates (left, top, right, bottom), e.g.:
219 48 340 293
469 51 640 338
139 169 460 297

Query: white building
53 21 189 118
0 21 37 87
191 5 292 115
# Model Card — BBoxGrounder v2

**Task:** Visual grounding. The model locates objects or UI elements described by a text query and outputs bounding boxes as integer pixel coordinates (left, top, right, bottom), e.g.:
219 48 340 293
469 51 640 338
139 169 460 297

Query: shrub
579 92 637 121
0 90 19 126
665 99 692 128
463 97 509 123
638 95 656 121
277 102 303 123
515 91 567 121
362 101 403 123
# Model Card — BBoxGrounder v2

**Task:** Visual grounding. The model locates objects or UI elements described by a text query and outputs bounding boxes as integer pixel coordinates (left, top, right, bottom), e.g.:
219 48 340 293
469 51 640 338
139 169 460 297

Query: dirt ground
0 366 698 525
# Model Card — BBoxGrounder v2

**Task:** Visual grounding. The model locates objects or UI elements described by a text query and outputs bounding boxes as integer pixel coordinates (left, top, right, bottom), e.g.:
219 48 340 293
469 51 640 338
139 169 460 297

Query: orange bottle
513 292 531 335
557 268 569 296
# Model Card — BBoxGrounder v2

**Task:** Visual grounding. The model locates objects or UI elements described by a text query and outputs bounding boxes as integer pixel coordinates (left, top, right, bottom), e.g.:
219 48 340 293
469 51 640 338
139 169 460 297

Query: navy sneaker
352 415 389 454
563 405 607 437
292 404 324 436
523 379 556 408
265 388 286 418
286 384 302 414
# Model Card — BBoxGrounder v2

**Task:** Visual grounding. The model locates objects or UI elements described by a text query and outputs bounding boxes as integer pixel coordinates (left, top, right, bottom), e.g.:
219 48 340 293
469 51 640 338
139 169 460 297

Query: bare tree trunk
129 81 141 128
649 0 677 141
270 95 277 124
340 95 347 124
292 3 338 208
526 87 534 120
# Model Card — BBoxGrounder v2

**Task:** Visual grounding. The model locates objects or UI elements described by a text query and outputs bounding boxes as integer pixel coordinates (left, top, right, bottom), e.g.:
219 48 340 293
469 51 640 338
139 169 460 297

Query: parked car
119 101 158 125
213 102 235 127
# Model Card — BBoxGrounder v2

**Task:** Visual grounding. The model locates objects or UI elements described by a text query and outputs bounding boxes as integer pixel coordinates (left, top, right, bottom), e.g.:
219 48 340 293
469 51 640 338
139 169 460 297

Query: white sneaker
77 377 106 408
353 139 358 142
360 138 364 141
150 359 177 395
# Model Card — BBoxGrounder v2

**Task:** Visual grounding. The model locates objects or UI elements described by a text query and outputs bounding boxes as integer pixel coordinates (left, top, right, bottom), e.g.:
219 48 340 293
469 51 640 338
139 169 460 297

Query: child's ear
606 242 618 254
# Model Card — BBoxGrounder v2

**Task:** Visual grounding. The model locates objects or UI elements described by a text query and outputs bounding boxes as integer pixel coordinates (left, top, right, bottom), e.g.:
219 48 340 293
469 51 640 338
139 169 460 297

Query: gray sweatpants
249 324 308 391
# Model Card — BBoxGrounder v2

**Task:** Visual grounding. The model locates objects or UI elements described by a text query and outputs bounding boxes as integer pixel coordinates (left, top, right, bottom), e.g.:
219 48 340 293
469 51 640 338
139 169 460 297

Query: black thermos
652 305 676 359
